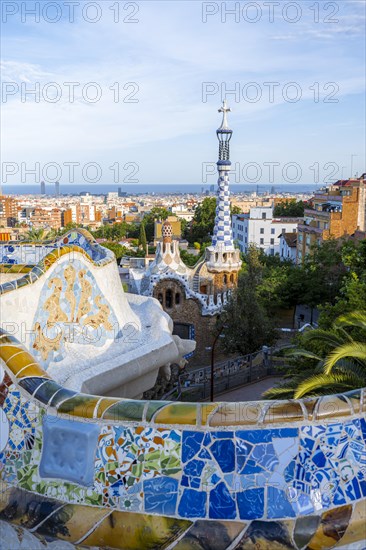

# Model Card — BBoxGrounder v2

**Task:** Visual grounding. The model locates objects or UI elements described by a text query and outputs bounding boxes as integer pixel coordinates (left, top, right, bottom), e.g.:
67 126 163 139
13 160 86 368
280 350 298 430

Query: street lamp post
208 325 226 402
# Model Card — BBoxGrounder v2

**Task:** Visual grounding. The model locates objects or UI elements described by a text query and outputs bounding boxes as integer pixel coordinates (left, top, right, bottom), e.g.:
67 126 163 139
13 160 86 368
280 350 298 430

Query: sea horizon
2 183 322 196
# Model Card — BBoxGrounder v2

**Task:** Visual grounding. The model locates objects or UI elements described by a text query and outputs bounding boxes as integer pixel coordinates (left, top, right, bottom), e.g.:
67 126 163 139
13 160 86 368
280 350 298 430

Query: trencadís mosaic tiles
30 258 119 368
0 334 366 550
0 229 113 267
1 373 366 527
0 229 114 298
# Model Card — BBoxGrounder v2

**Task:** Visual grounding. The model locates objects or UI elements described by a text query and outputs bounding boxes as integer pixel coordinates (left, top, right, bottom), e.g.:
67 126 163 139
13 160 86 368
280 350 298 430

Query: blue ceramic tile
345 477 361 500
358 476 366 497
237 428 298 444
198 448 211 460
312 449 327 468
182 432 204 462
39 415 100 486
210 473 221 486
211 439 235 473
251 443 278 471
209 482 236 519
191 477 201 489
181 475 189 487
18 377 47 396
236 439 253 473
241 459 265 475
184 459 205 477
333 487 347 506
267 487 296 518
144 476 178 515
178 489 206 518
236 429 272 444
237 488 264 519
301 437 315 451
212 431 234 439
360 417 366 442
280 456 295 482
292 492 314 515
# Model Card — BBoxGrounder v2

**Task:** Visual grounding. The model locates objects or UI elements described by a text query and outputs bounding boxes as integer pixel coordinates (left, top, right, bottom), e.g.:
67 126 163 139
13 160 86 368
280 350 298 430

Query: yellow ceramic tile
200 403 219 425
35 504 111 543
333 501 366 548
263 401 304 424
315 396 352 420
301 397 318 420
80 511 191 549
236 519 295 550
0 346 45 378
153 403 198 425
57 394 101 418
16 363 48 379
209 402 263 427
94 397 121 418
0 344 25 363
174 520 246 549
347 392 362 414
307 505 353 550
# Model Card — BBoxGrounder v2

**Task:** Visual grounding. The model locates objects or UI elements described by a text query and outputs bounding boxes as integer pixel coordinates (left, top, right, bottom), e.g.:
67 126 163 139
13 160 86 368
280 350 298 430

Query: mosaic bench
0 329 365 549
0 230 194 398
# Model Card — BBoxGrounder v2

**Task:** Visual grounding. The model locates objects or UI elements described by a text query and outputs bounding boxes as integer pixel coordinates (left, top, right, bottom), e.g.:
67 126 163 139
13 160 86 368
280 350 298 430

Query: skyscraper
55 181 60 196
40 181 46 195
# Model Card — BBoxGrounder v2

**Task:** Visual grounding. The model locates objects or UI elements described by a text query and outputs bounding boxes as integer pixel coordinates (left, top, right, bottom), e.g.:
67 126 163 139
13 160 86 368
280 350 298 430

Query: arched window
157 293 163 305
230 274 234 283
175 292 181 305
223 274 228 285
166 289 173 308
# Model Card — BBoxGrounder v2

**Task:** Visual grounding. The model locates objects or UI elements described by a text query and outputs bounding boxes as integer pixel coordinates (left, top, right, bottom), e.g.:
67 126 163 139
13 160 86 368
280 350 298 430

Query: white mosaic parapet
0 232 195 399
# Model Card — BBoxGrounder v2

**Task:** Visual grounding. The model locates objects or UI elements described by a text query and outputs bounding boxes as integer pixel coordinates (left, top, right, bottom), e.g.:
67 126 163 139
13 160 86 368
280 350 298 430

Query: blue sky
1 0 365 187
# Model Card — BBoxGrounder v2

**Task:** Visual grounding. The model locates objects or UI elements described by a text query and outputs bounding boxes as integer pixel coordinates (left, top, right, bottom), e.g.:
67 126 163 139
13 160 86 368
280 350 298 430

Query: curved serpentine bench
0 230 195 398
0 328 365 549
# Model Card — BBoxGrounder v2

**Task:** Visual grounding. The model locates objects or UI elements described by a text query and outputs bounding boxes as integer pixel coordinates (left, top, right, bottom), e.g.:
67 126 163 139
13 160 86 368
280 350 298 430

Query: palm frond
324 343 366 374
333 360 366 381
301 329 346 348
263 385 298 399
285 348 322 361
294 372 365 399
335 311 366 332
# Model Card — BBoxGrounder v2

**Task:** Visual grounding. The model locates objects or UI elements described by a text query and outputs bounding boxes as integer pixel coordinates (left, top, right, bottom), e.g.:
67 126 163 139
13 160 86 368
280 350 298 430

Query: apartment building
0 195 18 227
232 207 300 255
279 233 297 263
63 203 102 226
297 176 366 263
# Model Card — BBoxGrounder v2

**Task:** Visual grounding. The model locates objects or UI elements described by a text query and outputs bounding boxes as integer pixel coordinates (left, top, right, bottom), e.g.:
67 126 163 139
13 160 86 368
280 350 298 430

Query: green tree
22 228 56 242
188 197 216 244
139 222 147 251
101 242 129 262
231 205 242 215
221 247 275 355
264 311 366 399
180 249 200 267
221 272 275 355
273 200 305 217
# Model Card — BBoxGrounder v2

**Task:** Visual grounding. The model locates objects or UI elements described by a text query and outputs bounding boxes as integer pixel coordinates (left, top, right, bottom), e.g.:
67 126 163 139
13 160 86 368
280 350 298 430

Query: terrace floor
215 376 283 402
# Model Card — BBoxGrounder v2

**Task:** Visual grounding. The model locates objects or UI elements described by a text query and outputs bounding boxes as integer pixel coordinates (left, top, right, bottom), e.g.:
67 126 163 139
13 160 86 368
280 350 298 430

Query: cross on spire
218 100 231 131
